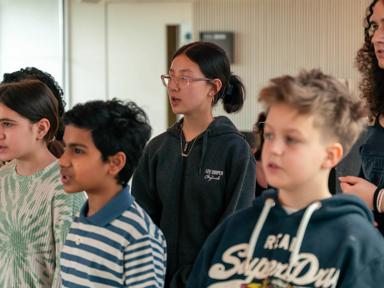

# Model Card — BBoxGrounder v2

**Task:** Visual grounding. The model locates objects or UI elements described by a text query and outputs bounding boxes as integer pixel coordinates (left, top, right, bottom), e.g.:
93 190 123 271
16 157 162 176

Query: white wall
67 0 372 135
67 1 107 105
68 0 192 137
193 0 372 131
0 0 62 87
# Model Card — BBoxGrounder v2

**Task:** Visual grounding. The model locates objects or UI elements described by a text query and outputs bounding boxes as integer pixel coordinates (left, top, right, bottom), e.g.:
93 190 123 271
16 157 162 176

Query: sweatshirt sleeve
52 191 85 287
131 145 162 225
220 147 255 223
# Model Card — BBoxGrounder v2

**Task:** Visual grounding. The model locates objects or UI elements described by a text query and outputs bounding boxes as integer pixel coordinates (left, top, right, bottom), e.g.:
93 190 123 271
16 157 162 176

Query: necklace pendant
181 151 189 157
180 130 198 158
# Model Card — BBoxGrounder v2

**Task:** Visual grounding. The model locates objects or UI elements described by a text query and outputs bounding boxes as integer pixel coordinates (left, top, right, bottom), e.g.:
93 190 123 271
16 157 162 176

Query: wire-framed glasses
161 74 214 88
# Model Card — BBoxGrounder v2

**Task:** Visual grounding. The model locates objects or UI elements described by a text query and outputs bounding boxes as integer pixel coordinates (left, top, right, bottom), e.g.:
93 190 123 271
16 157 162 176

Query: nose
372 26 384 45
59 149 70 168
167 78 180 92
0 127 5 140
267 138 284 156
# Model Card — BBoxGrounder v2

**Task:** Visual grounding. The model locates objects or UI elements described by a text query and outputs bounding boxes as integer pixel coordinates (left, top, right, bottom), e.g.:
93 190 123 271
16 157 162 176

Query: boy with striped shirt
59 99 166 287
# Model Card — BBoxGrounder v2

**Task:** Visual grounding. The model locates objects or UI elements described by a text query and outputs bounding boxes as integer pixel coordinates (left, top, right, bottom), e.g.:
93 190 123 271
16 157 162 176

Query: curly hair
355 0 384 118
63 99 151 186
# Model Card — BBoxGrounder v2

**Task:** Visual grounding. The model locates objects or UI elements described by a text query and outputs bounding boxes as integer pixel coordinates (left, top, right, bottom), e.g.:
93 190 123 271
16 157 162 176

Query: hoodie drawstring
285 201 322 281
245 198 275 271
198 131 209 175
244 198 322 282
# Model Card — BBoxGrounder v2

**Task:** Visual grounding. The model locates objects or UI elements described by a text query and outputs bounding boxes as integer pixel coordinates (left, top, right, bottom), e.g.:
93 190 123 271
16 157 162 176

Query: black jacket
132 116 256 288
187 189 384 287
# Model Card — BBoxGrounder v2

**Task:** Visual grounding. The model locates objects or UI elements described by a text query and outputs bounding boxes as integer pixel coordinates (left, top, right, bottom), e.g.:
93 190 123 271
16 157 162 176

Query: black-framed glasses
161 74 214 88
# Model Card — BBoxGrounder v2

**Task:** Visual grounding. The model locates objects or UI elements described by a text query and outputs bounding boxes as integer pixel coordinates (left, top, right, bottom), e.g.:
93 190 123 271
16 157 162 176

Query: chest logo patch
204 168 224 182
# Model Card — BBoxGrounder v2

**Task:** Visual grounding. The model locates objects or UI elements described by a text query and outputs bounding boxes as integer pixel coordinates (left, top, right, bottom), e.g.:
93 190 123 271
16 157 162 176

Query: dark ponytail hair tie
225 83 234 96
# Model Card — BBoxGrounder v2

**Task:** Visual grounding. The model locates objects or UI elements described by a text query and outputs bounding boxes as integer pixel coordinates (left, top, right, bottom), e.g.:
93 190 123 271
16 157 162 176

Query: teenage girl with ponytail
0 80 85 287
132 41 256 288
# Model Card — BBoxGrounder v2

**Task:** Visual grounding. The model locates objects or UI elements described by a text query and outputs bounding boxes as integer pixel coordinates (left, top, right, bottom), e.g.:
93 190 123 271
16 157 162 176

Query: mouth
60 172 72 185
0 145 7 153
375 49 384 58
170 96 181 105
266 162 281 171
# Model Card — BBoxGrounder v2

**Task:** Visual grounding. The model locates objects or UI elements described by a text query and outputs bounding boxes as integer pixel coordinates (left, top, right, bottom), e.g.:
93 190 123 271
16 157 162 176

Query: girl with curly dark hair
340 0 384 235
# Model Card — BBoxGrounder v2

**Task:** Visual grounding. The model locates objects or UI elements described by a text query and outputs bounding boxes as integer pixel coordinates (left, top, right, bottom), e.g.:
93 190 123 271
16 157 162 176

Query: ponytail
48 140 64 158
221 74 245 113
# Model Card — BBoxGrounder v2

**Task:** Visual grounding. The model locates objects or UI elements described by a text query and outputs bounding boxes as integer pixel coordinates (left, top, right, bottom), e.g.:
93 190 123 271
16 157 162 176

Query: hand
339 176 377 209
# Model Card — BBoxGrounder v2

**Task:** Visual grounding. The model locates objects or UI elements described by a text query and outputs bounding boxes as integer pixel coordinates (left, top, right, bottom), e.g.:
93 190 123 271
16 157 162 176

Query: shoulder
0 160 15 177
212 198 264 236
38 160 61 181
144 130 178 153
319 194 384 244
118 201 165 242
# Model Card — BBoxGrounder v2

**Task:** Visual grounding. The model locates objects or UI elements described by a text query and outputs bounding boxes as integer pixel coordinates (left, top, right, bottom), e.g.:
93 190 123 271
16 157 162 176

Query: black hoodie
132 116 256 287
187 189 384 288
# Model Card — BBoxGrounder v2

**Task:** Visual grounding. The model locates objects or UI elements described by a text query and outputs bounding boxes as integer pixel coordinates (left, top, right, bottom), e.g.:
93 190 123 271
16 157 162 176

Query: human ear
108 152 126 176
35 118 51 140
209 79 223 96
321 143 343 169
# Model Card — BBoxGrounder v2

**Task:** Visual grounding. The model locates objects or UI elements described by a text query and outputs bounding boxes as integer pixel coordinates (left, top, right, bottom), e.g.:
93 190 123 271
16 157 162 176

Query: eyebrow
169 68 193 73
63 143 88 150
264 123 303 135
371 17 384 24
0 118 17 123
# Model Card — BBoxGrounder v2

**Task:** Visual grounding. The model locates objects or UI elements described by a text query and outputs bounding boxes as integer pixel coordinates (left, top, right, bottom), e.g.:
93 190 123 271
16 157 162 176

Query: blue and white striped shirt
60 186 167 287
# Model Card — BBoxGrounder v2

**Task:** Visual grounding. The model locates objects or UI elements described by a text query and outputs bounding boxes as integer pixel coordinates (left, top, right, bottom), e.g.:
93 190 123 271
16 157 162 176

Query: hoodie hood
167 116 244 138
258 189 374 222
167 116 246 174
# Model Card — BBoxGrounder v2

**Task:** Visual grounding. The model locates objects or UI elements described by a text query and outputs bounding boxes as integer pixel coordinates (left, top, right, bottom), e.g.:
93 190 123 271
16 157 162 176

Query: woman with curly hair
339 0 384 235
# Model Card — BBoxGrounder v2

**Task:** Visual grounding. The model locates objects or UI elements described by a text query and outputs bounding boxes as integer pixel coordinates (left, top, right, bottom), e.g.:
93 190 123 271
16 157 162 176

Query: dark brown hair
0 80 63 157
355 0 384 118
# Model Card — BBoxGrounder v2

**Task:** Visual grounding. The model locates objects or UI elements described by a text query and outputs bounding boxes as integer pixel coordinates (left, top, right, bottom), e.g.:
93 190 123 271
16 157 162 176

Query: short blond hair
258 69 366 155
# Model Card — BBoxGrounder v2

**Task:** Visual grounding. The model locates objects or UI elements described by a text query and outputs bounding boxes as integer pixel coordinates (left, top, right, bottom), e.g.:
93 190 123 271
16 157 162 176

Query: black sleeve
219 148 256 223
131 145 162 225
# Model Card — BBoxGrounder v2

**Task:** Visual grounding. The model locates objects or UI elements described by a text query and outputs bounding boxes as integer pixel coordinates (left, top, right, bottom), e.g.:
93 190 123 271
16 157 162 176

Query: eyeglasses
161 74 214 88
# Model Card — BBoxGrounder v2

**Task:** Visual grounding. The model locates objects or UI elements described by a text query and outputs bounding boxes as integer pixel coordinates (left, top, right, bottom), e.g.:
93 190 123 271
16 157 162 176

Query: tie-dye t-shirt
0 160 85 288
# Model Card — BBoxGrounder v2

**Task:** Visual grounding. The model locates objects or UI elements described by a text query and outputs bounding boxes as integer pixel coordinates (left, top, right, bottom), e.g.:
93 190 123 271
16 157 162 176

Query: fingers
338 175 361 185
340 181 353 193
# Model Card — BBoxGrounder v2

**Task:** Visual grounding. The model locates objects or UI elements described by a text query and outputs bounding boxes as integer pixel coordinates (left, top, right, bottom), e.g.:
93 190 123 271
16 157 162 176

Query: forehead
372 1 384 22
169 54 202 74
63 124 94 146
265 103 316 132
0 103 27 121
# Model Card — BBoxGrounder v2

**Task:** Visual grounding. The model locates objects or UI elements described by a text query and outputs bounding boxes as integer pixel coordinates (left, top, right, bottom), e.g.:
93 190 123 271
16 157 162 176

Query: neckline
13 160 58 180
180 132 198 157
